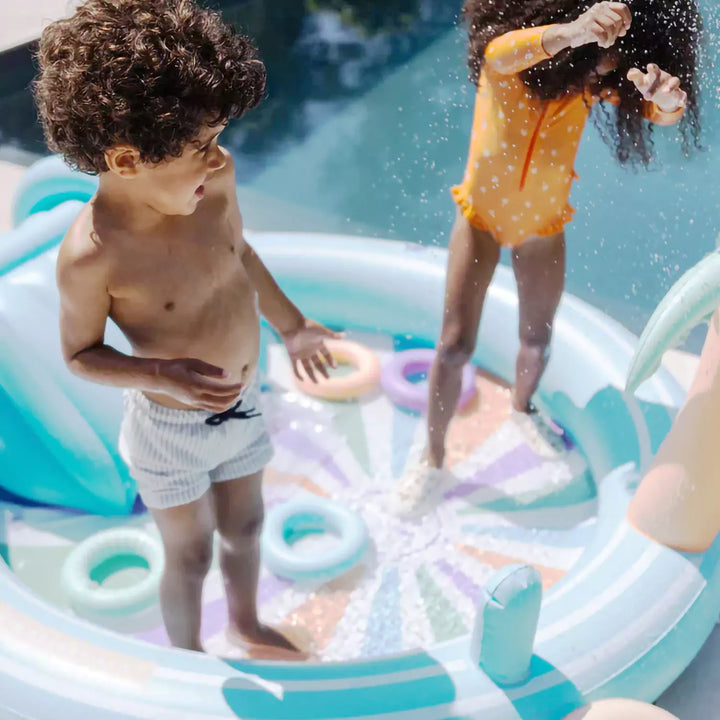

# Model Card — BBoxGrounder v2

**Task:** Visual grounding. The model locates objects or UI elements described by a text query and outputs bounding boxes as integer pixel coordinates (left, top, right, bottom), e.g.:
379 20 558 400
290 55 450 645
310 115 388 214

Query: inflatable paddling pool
1 157 718 720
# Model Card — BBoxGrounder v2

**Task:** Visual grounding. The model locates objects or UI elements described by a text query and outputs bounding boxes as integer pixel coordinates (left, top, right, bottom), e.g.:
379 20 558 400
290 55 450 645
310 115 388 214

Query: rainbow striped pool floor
0 330 596 662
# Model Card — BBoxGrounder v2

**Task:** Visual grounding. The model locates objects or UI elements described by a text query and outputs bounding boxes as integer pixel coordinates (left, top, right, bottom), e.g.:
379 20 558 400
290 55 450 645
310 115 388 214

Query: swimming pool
1 0 719 346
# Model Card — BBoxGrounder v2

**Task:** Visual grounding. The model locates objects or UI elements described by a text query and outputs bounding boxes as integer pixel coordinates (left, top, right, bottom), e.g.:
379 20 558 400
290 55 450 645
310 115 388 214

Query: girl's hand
281 318 343 383
627 64 687 113
567 2 631 49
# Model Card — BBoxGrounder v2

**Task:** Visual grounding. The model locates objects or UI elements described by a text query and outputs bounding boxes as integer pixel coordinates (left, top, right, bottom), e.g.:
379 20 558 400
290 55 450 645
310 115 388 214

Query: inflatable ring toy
261 497 368 581
293 338 380 401
60 528 164 618
381 347 476 413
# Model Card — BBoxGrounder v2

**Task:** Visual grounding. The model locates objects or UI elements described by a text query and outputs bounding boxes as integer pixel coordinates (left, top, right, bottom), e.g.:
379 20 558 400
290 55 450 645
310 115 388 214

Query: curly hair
461 0 702 166
34 0 267 174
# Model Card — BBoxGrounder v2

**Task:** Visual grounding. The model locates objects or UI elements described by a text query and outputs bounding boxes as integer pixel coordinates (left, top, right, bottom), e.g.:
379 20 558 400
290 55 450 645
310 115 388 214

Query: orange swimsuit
452 25 685 247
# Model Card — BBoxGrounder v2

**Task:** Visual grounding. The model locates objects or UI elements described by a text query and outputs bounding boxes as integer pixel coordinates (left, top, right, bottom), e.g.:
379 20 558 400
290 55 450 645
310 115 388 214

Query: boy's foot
227 623 312 661
511 405 566 458
392 458 449 518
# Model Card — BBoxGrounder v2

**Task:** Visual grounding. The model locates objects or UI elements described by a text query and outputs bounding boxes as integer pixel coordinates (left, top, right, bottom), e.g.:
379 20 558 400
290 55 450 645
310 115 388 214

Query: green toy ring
61 528 164 617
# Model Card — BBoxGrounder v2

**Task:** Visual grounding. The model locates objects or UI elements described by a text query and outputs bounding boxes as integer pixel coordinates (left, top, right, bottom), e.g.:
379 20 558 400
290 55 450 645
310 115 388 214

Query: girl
395 0 702 516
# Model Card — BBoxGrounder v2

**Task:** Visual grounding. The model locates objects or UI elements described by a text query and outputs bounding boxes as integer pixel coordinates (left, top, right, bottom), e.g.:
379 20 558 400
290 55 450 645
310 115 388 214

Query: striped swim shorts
118 381 274 509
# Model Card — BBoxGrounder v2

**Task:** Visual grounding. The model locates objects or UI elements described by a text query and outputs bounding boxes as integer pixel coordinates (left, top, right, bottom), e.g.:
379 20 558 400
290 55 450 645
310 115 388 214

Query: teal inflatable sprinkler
469 563 542 685
11 155 97 227
626 246 720 394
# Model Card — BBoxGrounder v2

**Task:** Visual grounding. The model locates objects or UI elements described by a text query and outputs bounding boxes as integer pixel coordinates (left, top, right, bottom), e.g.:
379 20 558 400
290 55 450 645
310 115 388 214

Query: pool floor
1 330 596 661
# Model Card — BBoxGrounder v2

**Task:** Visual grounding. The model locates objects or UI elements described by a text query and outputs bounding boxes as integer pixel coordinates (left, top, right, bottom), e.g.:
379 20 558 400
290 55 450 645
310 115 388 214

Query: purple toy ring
381 348 476 414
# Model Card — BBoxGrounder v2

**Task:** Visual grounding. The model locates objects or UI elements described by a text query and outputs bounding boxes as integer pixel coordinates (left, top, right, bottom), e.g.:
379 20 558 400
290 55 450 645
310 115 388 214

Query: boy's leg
426 210 501 468
211 473 301 657
150 494 215 651
510 231 566 412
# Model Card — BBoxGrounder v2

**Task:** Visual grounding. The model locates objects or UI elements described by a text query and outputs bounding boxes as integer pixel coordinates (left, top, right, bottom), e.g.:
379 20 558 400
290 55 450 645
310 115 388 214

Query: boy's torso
70 185 260 409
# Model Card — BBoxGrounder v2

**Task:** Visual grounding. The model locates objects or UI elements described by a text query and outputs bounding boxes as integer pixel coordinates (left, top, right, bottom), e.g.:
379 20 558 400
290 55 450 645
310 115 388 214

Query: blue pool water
1 0 719 346
228 0 720 349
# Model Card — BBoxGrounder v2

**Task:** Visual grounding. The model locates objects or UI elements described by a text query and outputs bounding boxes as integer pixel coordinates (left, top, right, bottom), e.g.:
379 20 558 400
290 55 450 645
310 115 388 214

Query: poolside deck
1 2 78 54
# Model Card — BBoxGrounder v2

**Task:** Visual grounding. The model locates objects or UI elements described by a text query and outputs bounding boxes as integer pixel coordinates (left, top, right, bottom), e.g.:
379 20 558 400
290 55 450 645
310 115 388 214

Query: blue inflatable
261 496 369 581
0 199 136 514
470 564 543 686
11 154 97 227
1 158 718 720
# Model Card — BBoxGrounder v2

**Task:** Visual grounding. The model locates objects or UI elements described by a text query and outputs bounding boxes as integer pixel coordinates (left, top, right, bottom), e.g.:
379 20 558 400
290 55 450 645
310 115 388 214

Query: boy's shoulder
57 201 111 279
209 147 237 197
204 148 244 220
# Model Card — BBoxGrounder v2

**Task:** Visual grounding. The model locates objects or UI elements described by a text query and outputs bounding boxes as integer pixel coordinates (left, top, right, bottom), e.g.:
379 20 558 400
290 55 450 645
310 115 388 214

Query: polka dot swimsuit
451 25 684 247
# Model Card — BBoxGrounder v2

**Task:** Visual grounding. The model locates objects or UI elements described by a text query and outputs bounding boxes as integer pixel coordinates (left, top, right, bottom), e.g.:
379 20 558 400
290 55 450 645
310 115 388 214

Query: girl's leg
426 210 501 468
510 231 566 412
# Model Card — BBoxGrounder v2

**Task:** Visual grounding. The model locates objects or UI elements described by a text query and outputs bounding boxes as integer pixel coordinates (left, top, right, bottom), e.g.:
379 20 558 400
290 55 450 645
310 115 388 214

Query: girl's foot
392 458 450 518
510 404 566 458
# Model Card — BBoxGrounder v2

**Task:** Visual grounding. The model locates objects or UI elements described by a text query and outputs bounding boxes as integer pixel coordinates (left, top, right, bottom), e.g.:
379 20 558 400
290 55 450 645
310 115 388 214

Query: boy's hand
282 318 343 383
567 2 631 49
156 358 244 412
627 64 687 112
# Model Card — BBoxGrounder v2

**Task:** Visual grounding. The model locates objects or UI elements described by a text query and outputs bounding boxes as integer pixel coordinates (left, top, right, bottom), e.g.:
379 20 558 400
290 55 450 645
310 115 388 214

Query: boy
36 0 337 656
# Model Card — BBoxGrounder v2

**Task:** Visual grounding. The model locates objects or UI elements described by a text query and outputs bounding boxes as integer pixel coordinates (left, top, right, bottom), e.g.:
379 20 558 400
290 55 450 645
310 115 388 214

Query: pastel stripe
273 427 350 485
435 559 482 604
444 444 542 499
363 567 402 656
457 543 565 589
415 566 467 643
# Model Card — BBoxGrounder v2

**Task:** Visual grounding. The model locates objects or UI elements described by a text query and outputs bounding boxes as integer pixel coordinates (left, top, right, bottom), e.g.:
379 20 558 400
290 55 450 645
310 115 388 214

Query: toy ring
293 339 380 401
262 497 368 581
60 528 164 618
381 348 476 414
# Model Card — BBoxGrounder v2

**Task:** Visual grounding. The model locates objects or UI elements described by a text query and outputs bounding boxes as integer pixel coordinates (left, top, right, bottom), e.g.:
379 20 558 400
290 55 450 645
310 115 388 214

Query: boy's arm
220 155 303 335
238 236 340 381
57 240 159 387
222 154 339 381
238 241 305 336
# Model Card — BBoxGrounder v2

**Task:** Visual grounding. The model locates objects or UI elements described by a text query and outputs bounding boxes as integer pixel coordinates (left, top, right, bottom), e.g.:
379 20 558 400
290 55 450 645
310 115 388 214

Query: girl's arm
485 3 631 76
641 102 685 127
627 65 687 126
594 87 686 126
483 26 555 75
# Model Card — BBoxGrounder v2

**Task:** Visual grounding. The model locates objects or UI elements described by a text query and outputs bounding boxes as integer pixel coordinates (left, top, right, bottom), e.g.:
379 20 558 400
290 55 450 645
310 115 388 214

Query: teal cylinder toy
470 563 542 685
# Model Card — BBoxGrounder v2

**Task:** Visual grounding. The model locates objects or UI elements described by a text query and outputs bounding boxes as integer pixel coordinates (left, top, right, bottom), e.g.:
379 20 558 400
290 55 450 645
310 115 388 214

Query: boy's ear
104 145 142 178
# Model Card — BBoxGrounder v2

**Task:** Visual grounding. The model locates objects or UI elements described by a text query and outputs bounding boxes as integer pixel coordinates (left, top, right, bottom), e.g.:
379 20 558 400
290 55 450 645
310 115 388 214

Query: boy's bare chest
108 226 247 316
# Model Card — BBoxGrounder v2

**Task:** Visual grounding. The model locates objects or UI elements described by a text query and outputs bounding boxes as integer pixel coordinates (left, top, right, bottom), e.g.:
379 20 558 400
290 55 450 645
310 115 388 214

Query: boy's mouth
195 184 205 199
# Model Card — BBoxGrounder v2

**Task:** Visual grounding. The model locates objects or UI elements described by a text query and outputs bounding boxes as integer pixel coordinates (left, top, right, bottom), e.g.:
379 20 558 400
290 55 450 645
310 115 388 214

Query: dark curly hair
34 0 267 174
461 0 702 166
